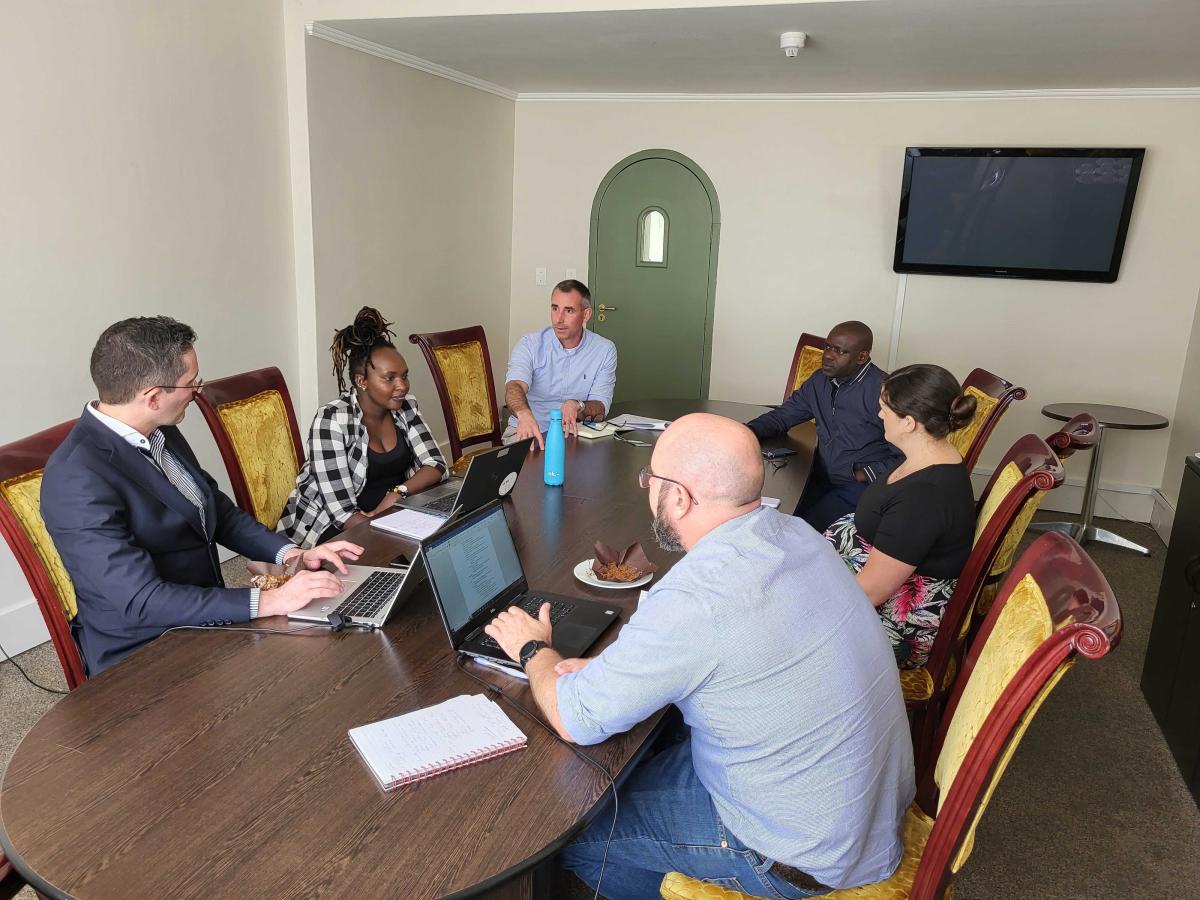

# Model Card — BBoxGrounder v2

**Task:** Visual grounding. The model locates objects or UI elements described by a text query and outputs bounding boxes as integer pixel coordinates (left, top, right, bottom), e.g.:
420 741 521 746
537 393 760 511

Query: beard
651 490 684 553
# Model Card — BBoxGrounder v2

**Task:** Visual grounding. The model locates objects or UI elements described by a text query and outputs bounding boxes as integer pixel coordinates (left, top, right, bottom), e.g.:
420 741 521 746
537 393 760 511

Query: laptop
287 552 427 628
399 438 534 519
421 501 621 669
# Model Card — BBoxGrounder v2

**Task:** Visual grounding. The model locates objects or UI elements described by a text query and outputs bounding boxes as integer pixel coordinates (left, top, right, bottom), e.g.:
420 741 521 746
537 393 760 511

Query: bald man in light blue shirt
504 279 617 449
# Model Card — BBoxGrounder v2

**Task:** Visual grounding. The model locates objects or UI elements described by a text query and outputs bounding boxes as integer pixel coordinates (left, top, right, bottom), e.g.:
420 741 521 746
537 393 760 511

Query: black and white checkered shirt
277 391 447 548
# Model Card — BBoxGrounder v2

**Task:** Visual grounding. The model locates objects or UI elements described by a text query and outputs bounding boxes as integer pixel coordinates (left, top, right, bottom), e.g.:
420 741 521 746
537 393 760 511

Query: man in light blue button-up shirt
484 414 914 899
504 280 617 449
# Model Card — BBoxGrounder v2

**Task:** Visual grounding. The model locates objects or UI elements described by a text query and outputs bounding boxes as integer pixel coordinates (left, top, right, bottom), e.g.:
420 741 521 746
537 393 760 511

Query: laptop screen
423 505 524 633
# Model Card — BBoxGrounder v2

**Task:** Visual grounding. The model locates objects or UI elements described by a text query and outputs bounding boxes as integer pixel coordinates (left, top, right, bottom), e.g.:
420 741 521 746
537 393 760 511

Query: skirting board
1151 488 1175 547
970 466 1160 526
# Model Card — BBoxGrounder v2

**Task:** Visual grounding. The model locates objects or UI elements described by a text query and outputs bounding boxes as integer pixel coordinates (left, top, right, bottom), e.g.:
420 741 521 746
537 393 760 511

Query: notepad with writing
348 694 527 790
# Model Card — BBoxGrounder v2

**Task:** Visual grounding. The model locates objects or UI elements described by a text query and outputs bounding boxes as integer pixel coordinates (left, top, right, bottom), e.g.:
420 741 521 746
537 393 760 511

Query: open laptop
287 552 427 629
399 438 534 519
421 501 621 669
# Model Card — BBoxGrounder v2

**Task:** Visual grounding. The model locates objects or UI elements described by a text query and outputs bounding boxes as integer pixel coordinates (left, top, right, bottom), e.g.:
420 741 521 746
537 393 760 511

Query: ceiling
322 1 1200 96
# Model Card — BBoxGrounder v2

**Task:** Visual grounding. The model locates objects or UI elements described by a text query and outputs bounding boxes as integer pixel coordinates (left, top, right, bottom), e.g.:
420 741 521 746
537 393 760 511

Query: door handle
598 304 619 312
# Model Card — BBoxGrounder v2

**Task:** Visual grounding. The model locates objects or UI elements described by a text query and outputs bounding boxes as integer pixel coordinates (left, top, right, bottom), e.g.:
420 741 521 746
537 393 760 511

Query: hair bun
947 392 978 432
350 306 392 347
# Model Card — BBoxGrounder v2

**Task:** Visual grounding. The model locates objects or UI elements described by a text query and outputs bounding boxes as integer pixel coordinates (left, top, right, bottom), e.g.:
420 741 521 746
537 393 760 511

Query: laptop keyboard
423 493 458 514
335 571 405 619
476 594 576 650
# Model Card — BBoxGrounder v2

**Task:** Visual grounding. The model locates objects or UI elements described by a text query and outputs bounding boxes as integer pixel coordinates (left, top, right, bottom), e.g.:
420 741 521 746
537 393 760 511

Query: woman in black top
824 364 977 668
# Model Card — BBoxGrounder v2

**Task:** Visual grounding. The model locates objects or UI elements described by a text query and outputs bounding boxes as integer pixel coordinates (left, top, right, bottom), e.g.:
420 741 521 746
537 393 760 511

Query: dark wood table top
0 400 812 899
1042 402 1169 430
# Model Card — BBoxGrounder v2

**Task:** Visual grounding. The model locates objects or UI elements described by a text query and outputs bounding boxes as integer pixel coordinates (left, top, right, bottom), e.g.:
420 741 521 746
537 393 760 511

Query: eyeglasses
824 343 853 356
143 377 205 396
638 466 699 506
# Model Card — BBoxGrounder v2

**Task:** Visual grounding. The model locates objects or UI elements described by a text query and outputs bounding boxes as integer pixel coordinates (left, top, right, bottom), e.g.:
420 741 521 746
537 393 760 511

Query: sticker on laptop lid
499 471 518 496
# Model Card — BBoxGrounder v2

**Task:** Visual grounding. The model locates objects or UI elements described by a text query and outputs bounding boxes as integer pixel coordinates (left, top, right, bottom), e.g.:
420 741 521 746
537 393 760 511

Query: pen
473 656 529 681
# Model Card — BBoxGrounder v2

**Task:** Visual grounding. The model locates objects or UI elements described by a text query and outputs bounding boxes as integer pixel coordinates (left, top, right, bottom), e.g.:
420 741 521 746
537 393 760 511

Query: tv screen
893 148 1144 283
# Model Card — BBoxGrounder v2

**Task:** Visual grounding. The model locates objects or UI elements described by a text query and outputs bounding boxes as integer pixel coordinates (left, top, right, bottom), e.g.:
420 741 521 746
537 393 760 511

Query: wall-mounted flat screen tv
893 147 1145 283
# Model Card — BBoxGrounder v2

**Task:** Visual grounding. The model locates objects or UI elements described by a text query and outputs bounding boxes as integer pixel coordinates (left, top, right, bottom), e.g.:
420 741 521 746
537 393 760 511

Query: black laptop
398 438 533 519
421 501 621 669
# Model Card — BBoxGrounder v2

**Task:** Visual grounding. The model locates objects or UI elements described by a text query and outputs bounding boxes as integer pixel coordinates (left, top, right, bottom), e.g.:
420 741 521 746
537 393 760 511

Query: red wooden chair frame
782 332 826 403
1044 412 1099 461
408 326 503 463
0 420 87 690
194 367 304 520
959 367 1027 471
909 532 1122 897
910 434 1064 772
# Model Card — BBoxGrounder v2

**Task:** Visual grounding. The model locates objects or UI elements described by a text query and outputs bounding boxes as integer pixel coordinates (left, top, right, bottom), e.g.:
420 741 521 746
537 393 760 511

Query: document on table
370 507 445 539
348 694 527 790
608 414 671 431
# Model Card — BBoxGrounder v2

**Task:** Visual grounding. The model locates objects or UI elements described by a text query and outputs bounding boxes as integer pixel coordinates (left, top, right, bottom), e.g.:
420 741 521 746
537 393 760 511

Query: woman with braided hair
278 307 447 547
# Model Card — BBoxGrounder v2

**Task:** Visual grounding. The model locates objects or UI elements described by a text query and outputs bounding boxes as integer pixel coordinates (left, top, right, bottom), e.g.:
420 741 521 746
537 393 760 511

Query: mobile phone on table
762 447 797 460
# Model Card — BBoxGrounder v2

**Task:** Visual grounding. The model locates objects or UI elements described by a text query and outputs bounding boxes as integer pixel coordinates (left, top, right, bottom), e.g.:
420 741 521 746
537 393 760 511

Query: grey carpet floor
3 516 1199 899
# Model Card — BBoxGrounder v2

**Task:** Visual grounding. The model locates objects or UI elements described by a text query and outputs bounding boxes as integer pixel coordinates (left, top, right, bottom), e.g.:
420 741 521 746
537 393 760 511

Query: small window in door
637 207 668 268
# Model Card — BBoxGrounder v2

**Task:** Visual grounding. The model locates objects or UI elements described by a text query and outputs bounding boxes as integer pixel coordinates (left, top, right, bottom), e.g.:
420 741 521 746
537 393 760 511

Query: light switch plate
535 267 547 286
565 268 577 279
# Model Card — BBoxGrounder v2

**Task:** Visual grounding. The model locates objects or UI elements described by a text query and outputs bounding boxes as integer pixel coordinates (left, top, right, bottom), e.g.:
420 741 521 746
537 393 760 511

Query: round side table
1030 403 1168 556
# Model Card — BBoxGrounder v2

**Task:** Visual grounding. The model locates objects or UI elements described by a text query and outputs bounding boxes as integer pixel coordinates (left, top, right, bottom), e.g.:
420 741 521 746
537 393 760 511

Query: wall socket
535 267 547 286
565 268 577 279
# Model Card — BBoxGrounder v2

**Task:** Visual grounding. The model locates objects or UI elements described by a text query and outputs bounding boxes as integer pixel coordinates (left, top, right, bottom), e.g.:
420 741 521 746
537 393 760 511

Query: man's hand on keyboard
484 602 552 663
258 570 344 618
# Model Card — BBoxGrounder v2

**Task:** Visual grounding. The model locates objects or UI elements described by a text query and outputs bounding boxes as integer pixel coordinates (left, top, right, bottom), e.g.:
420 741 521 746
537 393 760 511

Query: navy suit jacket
41 407 290 676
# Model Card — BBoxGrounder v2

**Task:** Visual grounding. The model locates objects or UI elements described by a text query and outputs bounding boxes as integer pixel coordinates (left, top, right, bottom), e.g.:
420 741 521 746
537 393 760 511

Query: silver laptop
399 438 533 519
287 553 426 628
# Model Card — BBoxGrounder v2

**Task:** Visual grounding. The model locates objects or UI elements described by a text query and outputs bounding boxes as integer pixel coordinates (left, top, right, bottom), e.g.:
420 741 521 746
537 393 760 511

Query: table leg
1028 424 1152 556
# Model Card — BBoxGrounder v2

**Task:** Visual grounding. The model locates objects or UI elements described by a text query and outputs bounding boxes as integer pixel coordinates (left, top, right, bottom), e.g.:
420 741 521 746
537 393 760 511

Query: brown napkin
591 541 658 582
246 554 304 590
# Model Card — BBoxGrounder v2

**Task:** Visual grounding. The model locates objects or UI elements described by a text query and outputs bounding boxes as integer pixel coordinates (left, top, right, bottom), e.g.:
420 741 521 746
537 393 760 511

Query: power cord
159 623 327 638
0 639 68 695
455 654 619 900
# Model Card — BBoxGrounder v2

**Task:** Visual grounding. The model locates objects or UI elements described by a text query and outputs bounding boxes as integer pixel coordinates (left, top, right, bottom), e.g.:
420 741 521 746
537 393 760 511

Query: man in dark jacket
41 316 360 675
747 321 902 533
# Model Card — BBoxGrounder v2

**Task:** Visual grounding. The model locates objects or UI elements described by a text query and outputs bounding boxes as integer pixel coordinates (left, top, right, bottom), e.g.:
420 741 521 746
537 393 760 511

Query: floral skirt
824 513 957 670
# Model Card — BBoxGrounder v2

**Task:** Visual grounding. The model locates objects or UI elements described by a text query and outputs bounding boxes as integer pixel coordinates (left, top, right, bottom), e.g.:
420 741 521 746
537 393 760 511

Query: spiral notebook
348 694 527 791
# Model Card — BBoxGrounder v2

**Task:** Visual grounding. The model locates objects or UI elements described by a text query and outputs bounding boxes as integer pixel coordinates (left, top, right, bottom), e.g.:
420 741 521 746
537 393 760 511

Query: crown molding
306 23 518 101
303 26 1200 105
517 87 1200 102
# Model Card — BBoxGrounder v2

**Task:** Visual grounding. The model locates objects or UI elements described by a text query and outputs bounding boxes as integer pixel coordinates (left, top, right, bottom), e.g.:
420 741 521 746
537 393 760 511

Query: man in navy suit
42 316 362 676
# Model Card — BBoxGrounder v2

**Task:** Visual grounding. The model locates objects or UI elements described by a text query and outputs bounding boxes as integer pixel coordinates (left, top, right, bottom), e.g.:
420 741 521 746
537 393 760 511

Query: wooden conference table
0 400 813 899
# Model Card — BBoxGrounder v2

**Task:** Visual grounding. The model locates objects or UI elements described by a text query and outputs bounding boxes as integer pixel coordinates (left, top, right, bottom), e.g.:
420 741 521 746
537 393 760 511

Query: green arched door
589 150 720 404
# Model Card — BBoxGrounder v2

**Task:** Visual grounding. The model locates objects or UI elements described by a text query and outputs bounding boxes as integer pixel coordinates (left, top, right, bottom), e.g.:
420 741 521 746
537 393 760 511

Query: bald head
652 414 764 508
829 320 872 352
822 321 874 380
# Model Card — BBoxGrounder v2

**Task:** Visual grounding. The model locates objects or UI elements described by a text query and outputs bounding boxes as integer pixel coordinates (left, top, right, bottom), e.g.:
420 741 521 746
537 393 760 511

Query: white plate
573 558 653 590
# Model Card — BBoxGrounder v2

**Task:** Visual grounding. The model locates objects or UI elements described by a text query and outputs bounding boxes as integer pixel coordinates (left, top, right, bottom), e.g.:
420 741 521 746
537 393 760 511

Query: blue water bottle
544 410 565 486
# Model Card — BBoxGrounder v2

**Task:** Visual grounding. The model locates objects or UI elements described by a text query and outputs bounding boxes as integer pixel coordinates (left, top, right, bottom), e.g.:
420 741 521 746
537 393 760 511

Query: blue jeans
559 739 825 899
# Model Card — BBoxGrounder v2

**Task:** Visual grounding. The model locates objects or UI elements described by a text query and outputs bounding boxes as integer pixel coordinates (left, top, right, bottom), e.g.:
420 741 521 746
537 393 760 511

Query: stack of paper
608 414 671 432
370 507 445 540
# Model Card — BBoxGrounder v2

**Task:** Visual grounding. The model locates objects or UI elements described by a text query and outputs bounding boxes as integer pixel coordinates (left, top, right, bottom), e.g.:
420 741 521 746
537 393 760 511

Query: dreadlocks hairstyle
330 307 398 396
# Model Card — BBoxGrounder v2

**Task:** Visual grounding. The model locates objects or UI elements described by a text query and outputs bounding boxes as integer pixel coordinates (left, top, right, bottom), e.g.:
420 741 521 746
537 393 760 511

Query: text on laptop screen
424 506 523 632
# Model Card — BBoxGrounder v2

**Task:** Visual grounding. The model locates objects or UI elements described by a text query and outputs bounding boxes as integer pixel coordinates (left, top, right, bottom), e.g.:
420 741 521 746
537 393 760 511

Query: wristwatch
518 640 549 670
391 484 409 497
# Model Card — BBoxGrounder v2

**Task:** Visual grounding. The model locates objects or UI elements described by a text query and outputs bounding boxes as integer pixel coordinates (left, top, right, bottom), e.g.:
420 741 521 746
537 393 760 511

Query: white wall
0 1 297 654
510 97 1200 507
304 37 515 434
1163 285 1200 506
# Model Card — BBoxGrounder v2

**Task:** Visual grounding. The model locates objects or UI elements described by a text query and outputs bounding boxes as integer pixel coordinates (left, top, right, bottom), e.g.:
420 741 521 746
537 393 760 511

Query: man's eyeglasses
637 466 699 506
143 377 205 396
824 343 852 356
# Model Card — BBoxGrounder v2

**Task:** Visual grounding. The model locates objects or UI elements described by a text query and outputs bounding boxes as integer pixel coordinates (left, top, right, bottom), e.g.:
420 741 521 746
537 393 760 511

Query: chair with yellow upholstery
194 367 304 530
946 368 1027 472
661 532 1122 900
0 419 87 690
408 326 503 473
904 434 1064 774
781 333 826 404
1044 412 1099 462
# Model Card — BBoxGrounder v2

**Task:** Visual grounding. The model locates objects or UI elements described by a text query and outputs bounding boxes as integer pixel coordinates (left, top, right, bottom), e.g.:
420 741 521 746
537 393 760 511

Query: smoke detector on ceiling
780 32 807 58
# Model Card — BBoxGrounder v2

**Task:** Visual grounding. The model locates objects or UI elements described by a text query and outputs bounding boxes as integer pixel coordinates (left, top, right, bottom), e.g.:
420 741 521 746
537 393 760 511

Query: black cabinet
1142 455 1200 805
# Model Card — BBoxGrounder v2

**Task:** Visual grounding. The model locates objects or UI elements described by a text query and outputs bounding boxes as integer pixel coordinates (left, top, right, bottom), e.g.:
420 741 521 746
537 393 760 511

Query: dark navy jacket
41 407 289 676
747 362 903 485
